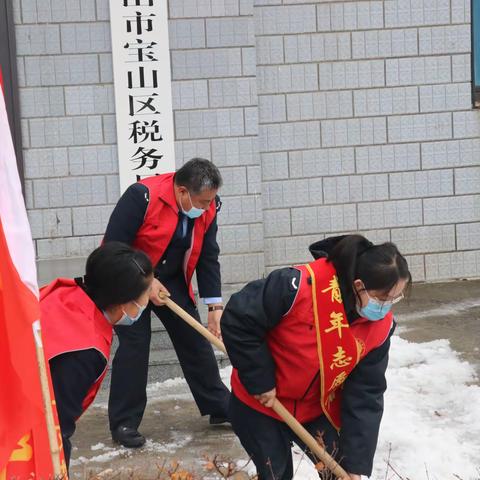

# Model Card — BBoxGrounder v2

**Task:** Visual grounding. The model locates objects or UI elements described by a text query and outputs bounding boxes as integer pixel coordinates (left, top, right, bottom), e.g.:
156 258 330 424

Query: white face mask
181 190 205 219
115 301 147 326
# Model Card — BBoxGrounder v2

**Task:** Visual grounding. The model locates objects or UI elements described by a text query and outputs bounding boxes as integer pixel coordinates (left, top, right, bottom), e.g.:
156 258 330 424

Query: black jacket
221 236 395 476
104 182 222 298
50 349 106 468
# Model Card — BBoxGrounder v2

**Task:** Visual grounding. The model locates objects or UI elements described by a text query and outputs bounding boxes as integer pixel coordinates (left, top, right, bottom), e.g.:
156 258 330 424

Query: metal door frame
0 0 24 182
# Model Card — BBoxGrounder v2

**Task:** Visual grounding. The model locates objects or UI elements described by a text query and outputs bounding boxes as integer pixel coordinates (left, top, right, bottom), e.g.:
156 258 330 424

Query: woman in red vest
40 242 153 469
221 234 411 480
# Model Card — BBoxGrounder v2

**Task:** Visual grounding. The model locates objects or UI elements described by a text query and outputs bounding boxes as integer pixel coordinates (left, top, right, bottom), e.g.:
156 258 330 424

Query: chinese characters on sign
109 0 175 192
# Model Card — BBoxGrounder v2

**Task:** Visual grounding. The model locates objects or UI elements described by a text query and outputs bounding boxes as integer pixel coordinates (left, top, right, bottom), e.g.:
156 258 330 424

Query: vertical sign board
109 0 176 193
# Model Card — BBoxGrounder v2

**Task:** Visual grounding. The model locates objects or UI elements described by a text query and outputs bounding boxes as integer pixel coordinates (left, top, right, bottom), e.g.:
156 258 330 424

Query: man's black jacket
104 182 222 298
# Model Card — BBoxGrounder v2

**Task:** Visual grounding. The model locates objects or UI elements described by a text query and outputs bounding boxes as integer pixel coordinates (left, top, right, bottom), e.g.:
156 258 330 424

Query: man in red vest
104 158 230 448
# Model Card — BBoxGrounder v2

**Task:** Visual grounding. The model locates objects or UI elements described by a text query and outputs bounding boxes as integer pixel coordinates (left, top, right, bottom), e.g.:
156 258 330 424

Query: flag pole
32 321 64 478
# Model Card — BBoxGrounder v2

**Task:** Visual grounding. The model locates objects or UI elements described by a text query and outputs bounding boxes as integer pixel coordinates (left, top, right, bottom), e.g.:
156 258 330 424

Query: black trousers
229 394 340 480
108 284 230 431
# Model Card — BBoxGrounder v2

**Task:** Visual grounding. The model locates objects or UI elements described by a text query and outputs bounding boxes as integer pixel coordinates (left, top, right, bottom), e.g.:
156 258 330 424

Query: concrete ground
394 279 480 374
68 279 480 479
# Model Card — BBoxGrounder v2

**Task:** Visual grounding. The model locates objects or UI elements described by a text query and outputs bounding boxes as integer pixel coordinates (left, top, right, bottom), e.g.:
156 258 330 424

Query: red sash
307 262 361 429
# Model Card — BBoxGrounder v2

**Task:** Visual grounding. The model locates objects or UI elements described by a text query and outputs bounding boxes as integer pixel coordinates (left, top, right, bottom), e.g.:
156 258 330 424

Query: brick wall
169 0 264 284
13 0 480 285
256 0 480 282
14 0 115 261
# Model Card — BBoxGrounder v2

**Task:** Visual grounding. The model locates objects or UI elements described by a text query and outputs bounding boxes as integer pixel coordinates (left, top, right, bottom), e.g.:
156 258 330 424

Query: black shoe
111 426 146 448
209 415 230 426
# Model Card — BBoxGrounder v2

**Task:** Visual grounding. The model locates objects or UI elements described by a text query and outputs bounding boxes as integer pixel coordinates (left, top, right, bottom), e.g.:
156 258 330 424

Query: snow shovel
161 295 350 480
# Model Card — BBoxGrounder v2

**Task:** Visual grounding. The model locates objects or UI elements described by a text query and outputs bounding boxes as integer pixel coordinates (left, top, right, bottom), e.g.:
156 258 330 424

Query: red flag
0 69 66 479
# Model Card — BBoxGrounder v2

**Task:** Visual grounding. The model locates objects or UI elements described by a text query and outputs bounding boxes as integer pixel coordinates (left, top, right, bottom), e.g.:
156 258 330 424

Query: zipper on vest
301 371 320 401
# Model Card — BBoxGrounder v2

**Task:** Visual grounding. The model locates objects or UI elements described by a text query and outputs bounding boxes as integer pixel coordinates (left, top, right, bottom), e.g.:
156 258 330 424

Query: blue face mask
181 190 205 219
116 301 147 326
357 298 392 321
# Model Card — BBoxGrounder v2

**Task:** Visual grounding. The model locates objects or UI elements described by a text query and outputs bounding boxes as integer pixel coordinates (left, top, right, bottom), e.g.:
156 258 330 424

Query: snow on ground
91 443 106 451
373 336 480 480
290 337 480 480
70 446 131 466
91 336 480 479
71 437 193 467
142 435 193 454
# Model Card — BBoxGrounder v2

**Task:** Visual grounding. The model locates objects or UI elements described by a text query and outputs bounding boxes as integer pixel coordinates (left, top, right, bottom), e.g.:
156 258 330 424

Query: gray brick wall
169 0 263 284
14 0 480 285
15 0 263 285
255 0 480 282
14 0 118 268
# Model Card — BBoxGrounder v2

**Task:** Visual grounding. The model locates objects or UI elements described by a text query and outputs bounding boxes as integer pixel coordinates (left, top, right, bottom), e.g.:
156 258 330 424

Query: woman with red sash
40 242 153 469
221 235 411 480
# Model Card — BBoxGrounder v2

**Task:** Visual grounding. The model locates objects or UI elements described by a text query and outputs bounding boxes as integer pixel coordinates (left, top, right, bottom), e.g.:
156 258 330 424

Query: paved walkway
68 279 480 479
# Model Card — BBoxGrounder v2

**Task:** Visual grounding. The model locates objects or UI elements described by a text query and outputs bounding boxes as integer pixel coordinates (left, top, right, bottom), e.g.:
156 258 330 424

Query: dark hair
83 242 153 310
174 158 222 194
327 234 411 307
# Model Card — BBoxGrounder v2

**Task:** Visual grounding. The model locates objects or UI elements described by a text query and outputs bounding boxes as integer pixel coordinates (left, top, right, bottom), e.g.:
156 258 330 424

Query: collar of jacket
156 173 180 214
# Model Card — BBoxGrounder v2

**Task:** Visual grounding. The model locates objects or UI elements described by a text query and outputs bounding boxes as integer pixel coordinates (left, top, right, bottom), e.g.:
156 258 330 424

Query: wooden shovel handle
271 400 349 479
163 297 226 353
163 296 350 480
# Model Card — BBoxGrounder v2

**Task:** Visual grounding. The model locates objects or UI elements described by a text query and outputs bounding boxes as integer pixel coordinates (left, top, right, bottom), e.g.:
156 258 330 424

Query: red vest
231 258 393 429
40 279 112 414
132 173 217 301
